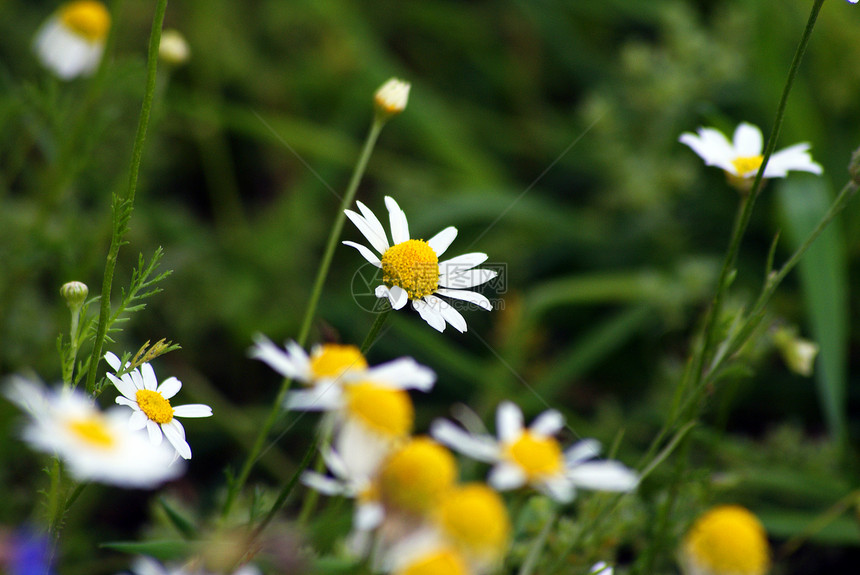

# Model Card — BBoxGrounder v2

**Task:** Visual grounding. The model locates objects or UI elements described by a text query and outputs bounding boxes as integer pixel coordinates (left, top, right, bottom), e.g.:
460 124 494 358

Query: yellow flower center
379 437 457 516
731 155 763 177
504 431 564 479
395 549 469 575
67 416 115 449
309 344 367 382
437 483 511 560
381 240 439 300
683 505 770 575
344 381 414 438
136 389 174 424
59 1 111 43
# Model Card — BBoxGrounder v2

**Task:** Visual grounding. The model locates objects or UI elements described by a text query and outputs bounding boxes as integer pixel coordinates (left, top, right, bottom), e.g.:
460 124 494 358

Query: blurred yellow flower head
680 505 770 575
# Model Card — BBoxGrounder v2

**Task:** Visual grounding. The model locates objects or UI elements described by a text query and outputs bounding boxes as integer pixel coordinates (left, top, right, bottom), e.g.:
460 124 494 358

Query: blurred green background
2 0 860 573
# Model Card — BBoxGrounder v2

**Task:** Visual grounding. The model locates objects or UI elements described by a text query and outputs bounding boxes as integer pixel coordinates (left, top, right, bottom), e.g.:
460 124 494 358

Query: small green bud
374 78 410 119
60 281 88 310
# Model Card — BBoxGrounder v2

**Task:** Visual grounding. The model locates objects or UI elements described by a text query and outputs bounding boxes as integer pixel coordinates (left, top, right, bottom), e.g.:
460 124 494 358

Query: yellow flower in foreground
33 1 110 79
680 505 770 575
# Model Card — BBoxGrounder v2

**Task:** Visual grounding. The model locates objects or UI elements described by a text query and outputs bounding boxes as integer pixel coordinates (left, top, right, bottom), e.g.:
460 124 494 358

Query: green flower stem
360 307 391 354
518 509 557 575
221 114 388 519
84 0 169 394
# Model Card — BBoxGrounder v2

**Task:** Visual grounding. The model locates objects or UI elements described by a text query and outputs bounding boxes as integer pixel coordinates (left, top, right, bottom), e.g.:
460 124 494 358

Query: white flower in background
126 555 261 575
33 0 111 80
4 378 182 488
432 401 638 503
343 196 497 333
374 78 411 118
105 352 212 460
590 562 614 575
159 29 190 66
679 122 822 191
381 530 472 575
250 335 435 411
679 505 770 575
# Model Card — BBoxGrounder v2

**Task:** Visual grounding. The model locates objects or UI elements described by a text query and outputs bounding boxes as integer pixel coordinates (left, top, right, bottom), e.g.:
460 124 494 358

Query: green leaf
776 177 848 442
100 540 194 560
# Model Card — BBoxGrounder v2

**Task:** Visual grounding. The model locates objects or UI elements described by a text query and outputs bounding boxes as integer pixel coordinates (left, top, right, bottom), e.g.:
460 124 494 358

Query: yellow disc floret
136 389 174 424
379 437 457 516
504 431 563 479
437 483 511 561
731 155 764 177
381 240 439 300
67 416 115 449
309 344 367 381
682 505 770 575
344 381 414 438
60 1 111 43
395 548 469 575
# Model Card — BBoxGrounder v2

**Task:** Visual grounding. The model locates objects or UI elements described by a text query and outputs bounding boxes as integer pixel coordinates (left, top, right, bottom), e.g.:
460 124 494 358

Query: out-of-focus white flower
159 29 190 66
679 122 822 191
590 562 614 575
374 78 410 118
105 352 212 460
4 378 182 488
250 336 434 411
773 328 819 378
125 555 261 575
432 401 638 503
343 196 497 333
33 1 110 80
679 505 770 575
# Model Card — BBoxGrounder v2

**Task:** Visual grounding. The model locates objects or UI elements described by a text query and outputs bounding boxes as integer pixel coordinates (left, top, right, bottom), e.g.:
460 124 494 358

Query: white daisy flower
105 352 212 460
250 335 435 411
343 196 497 333
126 555 261 575
431 401 638 503
381 530 472 575
33 1 111 80
4 378 182 488
679 122 822 191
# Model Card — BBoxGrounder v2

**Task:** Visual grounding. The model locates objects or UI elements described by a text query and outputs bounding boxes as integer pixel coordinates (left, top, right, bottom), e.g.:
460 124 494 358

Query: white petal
496 401 524 442
249 335 304 379
342 241 382 267
345 207 389 254
364 358 436 392
430 419 500 462
388 285 409 310
733 122 764 157
301 471 349 496
285 387 343 411
104 352 122 371
541 476 575 503
356 201 391 250
439 252 488 274
172 404 213 418
530 409 565 437
766 143 823 176
163 420 192 460
384 196 410 244
435 288 492 311
141 363 159 391
107 372 139 400
156 377 182 399
564 439 602 464
425 295 467 333
427 226 458 257
128 410 149 431
679 128 736 171
566 461 639 492
439 268 497 289
146 420 163 444
355 502 385 531
488 462 527 491
411 298 446 332
115 396 138 409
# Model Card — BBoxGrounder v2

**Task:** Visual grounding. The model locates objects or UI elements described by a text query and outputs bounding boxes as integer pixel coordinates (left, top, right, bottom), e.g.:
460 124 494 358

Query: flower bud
60 281 88 310
374 78 410 118
773 326 819 377
159 29 190 66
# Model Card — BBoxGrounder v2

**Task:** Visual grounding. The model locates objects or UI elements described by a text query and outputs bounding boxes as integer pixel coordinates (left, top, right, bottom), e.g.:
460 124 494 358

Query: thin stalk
222 115 388 519
518 509 557 575
85 0 169 394
360 308 391 354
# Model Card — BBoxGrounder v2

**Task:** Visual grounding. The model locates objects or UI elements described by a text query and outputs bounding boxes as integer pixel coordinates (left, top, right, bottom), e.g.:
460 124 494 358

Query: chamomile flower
375 78 411 118
431 401 638 503
377 437 458 519
4 378 181 488
434 483 510 570
33 1 110 80
250 335 435 411
679 505 770 575
343 196 497 333
382 531 472 575
105 352 212 460
679 122 822 191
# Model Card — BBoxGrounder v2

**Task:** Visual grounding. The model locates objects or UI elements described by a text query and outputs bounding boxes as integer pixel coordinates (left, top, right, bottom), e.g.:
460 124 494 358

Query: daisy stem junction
222 111 390 520
84 0 168 395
